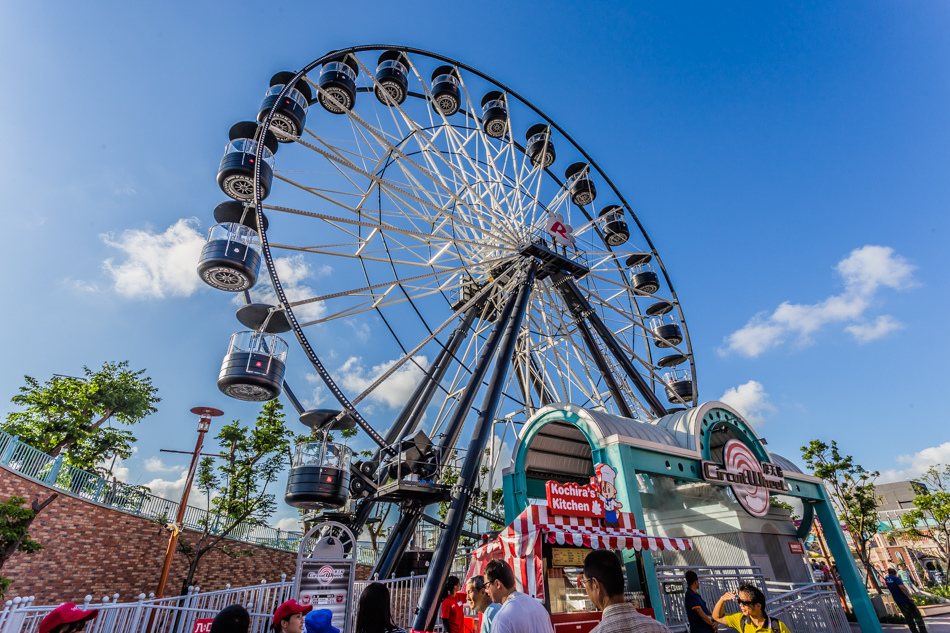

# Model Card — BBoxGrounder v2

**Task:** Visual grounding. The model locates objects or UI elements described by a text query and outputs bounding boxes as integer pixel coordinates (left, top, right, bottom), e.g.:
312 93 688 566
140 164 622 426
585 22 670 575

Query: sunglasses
737 599 755 607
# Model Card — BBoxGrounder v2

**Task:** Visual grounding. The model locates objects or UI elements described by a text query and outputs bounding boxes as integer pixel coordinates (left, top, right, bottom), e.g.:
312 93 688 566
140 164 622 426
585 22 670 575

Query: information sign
552 547 593 567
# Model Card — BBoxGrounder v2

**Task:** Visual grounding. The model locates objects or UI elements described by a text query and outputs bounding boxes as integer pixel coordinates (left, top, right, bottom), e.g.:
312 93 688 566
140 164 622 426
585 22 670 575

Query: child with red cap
273 599 313 633
38 603 98 633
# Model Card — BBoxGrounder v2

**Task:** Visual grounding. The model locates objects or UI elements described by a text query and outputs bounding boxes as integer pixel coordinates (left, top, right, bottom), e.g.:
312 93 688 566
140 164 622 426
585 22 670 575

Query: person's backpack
739 615 784 632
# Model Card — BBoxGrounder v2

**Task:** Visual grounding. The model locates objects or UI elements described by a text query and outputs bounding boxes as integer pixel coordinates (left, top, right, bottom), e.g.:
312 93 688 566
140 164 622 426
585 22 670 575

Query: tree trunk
0 494 57 570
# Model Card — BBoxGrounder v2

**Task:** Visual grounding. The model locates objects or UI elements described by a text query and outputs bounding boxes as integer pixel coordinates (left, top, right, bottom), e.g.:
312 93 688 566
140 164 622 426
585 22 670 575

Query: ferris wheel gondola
200 45 698 632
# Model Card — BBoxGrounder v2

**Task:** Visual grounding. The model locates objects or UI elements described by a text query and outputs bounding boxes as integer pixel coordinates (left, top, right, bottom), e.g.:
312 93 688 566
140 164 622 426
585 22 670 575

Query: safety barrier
767 583 850 633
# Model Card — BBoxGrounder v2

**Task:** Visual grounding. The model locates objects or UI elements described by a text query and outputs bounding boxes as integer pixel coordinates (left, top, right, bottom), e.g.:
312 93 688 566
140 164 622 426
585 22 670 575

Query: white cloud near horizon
719 380 776 425
878 442 950 484
275 517 303 531
144 456 183 473
101 218 206 299
720 245 916 358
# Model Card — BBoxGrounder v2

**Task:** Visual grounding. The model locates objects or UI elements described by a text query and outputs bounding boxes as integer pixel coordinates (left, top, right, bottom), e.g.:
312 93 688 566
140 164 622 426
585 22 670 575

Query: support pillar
813 486 881 632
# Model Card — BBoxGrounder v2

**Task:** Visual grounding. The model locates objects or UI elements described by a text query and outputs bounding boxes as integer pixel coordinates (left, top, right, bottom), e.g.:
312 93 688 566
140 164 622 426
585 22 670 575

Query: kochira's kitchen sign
701 439 789 518
546 463 624 525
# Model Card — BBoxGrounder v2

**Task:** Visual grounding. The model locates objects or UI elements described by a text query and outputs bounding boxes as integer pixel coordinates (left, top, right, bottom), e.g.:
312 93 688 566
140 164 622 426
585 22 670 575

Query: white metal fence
655 565 768 631
655 567 850 633
0 574 437 633
767 582 851 633
0 577 296 633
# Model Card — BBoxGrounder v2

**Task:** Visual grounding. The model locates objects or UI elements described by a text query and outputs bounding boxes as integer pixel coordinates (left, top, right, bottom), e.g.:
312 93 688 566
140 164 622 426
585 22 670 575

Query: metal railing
654 567 850 633
353 574 428 631
655 565 768 631
0 574 432 633
0 576 296 633
767 583 850 633
0 430 304 552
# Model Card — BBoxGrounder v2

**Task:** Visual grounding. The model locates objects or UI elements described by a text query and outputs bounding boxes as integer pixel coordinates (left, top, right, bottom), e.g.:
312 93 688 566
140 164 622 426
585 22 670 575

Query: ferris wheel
197 45 696 631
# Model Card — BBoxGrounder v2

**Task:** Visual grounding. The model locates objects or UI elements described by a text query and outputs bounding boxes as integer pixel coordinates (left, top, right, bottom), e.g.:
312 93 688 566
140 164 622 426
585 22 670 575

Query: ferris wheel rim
248 45 697 442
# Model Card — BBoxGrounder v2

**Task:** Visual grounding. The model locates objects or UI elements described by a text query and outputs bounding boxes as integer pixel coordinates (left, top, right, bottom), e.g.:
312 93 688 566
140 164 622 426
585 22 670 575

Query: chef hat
596 463 616 487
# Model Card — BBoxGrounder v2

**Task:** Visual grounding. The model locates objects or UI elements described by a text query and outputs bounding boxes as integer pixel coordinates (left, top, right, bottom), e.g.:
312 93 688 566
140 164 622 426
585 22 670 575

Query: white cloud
845 315 904 343
719 380 776 425
336 355 429 409
879 442 950 484
144 456 183 473
346 319 371 342
101 218 206 299
143 469 207 506
275 517 303 532
63 277 101 294
720 246 916 358
234 255 332 322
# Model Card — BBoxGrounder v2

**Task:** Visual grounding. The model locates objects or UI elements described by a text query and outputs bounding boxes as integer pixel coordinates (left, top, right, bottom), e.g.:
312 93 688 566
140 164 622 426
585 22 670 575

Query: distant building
870 480 945 586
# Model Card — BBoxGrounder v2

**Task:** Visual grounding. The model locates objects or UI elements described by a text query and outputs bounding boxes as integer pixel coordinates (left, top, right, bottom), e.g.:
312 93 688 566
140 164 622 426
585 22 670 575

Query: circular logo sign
724 439 769 517
317 565 335 586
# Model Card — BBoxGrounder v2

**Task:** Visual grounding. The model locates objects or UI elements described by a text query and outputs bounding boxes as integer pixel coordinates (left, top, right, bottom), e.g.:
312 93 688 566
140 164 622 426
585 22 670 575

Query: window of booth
543 545 649 613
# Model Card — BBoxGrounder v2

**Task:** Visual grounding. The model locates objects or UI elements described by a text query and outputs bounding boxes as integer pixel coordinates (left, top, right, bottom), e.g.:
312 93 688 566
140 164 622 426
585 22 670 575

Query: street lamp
154 406 223 599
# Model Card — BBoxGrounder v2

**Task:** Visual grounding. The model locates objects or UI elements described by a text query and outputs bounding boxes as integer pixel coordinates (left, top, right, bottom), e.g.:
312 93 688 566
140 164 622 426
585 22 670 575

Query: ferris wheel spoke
311 83 525 249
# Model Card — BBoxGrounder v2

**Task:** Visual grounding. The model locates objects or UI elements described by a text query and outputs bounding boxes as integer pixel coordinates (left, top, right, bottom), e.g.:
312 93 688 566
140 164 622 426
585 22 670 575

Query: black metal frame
412 262 537 632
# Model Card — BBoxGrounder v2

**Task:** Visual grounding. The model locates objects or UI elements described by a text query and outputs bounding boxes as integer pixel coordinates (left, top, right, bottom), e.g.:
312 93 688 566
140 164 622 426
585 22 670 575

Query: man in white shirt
466 575 501 633
483 559 555 633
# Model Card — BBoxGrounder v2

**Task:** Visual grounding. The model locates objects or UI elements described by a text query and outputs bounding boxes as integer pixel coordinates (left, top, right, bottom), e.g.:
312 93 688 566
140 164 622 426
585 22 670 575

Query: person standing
484 559 555 633
212 604 251 633
38 603 98 633
886 568 927 633
712 584 789 633
466 575 501 633
684 571 716 633
581 550 672 633
273 599 312 633
354 582 407 633
440 576 466 633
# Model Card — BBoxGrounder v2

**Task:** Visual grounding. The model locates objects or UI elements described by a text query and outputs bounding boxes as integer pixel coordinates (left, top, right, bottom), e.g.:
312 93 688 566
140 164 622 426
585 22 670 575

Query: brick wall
0 465 307 603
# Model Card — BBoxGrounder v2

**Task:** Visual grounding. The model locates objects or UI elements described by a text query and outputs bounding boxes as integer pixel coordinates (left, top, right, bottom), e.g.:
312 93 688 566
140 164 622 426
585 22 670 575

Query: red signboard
193 619 213 633
788 542 804 554
545 481 602 518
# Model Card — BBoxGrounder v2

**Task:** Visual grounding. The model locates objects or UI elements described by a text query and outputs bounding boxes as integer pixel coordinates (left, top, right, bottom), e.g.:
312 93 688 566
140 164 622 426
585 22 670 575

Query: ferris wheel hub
519 241 590 281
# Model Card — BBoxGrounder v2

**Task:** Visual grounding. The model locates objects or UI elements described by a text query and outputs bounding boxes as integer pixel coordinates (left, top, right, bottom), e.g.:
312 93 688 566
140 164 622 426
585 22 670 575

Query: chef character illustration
594 463 622 527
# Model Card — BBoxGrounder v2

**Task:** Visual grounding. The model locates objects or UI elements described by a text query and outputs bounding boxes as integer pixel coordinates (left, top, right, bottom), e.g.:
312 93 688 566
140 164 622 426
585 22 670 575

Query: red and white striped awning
466 505 691 601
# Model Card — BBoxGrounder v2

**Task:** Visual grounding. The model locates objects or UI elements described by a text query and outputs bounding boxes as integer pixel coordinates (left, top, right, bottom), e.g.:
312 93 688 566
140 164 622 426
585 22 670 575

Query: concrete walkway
880 614 950 632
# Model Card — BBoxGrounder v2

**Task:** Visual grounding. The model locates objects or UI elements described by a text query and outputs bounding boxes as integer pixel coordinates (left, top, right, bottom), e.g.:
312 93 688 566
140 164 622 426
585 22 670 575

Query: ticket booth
466 467 692 633
499 402 883 632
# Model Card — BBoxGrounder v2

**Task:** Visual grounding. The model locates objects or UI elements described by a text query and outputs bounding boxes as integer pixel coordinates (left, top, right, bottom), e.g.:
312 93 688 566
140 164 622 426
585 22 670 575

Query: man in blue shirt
684 571 716 633
885 568 927 633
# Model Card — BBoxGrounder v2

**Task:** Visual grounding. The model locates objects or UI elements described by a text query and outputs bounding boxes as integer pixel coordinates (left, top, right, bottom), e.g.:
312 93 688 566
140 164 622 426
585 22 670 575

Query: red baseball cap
273 599 312 630
39 603 98 633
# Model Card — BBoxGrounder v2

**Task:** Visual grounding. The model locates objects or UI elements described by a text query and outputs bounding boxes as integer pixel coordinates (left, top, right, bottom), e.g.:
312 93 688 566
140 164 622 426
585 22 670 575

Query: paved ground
880 614 950 631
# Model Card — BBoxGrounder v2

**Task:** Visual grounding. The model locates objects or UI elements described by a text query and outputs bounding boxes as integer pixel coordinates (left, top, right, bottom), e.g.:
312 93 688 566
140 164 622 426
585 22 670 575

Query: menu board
552 547 593 567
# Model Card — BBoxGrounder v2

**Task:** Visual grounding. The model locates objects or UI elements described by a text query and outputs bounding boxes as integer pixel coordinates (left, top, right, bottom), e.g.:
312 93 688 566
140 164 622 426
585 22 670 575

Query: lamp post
154 406 223 599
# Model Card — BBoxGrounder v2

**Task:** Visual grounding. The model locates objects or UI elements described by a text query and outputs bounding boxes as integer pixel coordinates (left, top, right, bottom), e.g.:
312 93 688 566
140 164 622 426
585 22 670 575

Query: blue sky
1 1 948 530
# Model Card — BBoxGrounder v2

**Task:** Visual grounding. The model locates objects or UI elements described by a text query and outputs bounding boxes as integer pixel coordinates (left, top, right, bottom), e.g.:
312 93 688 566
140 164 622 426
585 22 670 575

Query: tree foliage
0 494 57 597
899 465 950 587
801 439 882 592
172 399 293 595
2 362 159 472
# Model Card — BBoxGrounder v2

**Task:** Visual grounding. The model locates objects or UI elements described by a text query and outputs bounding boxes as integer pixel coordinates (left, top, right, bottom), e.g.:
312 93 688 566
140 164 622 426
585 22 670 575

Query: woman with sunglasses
712 584 790 633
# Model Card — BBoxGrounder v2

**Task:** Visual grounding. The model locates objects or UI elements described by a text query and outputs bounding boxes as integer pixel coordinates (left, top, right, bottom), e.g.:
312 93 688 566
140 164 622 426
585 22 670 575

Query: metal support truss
412 261 537 632
554 274 668 418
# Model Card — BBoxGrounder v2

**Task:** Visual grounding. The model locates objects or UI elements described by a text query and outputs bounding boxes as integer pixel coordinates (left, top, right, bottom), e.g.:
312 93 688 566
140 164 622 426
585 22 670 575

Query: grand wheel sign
701 439 789 518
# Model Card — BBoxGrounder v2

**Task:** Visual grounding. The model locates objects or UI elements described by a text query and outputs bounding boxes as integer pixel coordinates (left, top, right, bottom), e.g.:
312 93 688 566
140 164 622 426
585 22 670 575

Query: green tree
2 362 160 472
0 494 57 597
171 400 293 595
801 439 882 593
899 465 950 587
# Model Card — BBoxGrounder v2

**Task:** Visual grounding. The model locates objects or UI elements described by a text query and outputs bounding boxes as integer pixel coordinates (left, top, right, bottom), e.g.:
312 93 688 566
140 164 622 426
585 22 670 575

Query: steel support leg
555 274 668 418
373 501 422 579
412 263 537 632
352 309 479 538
